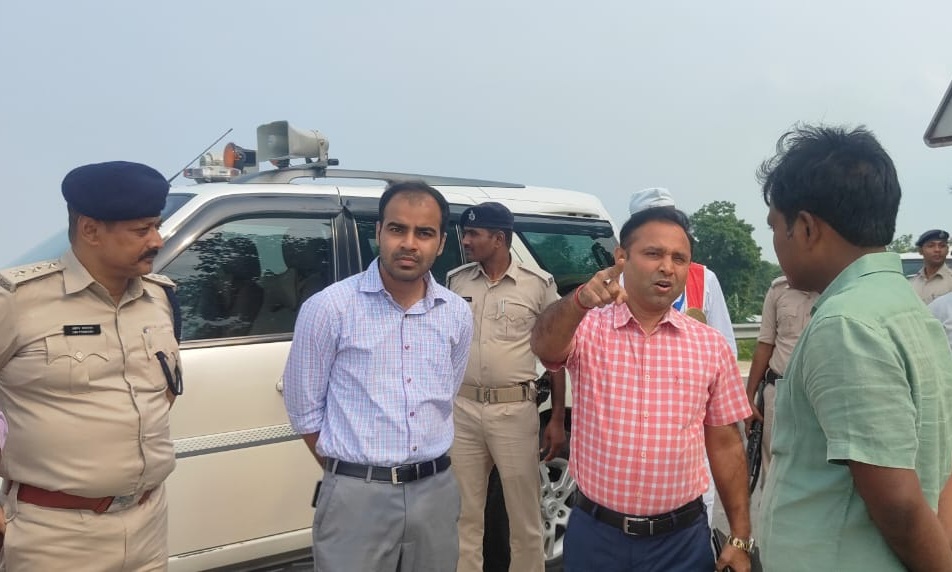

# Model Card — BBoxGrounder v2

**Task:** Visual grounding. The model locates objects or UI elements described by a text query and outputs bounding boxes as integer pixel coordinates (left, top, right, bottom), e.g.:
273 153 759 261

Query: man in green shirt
757 124 952 571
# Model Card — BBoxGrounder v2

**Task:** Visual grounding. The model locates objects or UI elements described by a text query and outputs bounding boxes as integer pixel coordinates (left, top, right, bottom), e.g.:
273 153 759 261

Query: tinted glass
162 216 334 341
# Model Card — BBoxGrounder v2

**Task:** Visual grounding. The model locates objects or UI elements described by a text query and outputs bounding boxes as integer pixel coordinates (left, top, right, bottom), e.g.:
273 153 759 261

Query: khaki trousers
762 382 777 479
2 483 168 572
451 396 543 572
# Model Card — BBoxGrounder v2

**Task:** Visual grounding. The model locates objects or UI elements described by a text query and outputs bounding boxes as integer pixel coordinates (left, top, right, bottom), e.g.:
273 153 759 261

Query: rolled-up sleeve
283 292 340 435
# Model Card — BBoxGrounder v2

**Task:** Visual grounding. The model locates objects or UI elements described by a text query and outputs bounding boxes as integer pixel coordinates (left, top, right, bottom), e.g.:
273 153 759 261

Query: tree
689 201 763 322
886 233 915 253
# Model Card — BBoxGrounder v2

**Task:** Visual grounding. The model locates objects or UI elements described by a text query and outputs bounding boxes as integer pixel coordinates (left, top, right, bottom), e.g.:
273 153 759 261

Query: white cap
629 187 676 214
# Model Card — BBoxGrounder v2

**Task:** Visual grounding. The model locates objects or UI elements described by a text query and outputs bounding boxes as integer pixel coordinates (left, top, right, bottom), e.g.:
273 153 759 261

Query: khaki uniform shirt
447 259 557 388
909 263 952 304
0 249 178 498
758 276 818 375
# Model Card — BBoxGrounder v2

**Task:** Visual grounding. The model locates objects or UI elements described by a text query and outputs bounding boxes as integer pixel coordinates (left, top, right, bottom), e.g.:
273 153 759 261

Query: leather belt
764 368 782 384
325 454 451 485
12 483 154 514
576 491 704 536
458 383 535 404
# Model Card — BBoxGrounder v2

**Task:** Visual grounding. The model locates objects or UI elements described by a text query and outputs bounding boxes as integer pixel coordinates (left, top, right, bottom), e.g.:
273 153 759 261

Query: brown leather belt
458 383 535 404
12 483 153 514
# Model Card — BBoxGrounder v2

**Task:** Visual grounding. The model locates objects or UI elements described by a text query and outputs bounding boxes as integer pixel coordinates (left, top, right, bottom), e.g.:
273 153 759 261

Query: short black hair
378 181 450 234
758 124 900 247
619 206 694 251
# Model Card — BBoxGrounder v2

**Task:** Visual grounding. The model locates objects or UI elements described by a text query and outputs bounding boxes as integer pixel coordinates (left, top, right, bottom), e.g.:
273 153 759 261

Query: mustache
393 251 420 262
139 249 160 261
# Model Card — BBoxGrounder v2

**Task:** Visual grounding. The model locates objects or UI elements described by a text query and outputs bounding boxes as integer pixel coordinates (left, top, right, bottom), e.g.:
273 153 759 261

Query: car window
162 216 334 341
516 218 617 296
355 218 464 286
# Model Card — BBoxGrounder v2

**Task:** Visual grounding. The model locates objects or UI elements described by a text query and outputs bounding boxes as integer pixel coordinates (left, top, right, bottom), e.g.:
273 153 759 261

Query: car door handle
276 378 284 393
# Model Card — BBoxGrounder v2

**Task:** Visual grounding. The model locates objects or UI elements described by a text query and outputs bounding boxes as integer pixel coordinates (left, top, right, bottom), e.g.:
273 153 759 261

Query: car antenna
166 128 234 183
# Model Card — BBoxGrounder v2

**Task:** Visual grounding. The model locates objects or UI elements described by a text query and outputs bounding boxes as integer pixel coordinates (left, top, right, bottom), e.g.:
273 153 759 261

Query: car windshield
7 193 195 266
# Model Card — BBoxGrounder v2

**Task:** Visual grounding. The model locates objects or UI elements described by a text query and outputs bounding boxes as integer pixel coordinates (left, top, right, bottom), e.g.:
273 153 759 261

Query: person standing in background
909 229 952 303
448 202 566 572
744 275 818 481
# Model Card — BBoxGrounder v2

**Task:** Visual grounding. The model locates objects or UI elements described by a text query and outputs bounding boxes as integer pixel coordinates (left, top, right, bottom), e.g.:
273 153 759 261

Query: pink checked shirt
549 303 750 515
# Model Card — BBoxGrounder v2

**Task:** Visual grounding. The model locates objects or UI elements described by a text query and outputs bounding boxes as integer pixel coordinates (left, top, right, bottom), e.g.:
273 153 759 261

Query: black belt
325 454 451 484
576 491 704 536
764 368 782 384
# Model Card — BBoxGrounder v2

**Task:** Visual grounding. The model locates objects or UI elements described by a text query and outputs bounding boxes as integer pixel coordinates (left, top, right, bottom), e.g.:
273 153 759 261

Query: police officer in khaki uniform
0 161 181 571
909 229 952 303
447 202 566 572
744 275 817 479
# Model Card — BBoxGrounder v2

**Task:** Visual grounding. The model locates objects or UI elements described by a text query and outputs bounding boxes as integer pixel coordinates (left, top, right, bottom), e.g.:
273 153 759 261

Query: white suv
14 123 619 571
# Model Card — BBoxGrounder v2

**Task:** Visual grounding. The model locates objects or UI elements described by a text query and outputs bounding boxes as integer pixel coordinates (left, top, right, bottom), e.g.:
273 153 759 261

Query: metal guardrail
732 322 761 339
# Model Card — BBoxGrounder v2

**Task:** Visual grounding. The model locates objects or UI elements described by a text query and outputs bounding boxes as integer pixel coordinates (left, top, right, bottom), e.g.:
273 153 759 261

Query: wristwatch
727 535 755 554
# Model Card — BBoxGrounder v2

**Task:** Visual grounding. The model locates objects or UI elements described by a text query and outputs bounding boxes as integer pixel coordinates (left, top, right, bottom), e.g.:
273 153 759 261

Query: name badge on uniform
63 324 101 336
462 296 472 302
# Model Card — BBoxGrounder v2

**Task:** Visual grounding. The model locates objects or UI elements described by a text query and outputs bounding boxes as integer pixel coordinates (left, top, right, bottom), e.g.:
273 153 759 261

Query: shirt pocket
45 334 110 394
670 373 709 431
143 325 180 392
492 301 534 342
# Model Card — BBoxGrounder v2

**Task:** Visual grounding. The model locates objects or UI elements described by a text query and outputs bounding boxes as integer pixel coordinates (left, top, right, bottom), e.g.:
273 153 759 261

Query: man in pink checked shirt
531 206 753 572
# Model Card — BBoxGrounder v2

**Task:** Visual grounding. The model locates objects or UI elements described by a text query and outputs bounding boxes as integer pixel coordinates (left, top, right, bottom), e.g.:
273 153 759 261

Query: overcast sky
2 0 951 266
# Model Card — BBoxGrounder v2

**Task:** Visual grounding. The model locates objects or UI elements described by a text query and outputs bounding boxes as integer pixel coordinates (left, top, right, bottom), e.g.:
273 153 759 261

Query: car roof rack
230 165 525 188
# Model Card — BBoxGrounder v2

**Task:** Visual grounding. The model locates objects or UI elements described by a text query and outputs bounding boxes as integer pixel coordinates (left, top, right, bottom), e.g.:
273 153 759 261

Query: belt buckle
480 387 493 403
623 516 653 536
391 464 419 485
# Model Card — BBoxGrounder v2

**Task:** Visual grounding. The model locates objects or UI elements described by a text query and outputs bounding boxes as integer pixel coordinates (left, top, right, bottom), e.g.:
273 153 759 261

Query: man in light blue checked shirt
283 181 473 572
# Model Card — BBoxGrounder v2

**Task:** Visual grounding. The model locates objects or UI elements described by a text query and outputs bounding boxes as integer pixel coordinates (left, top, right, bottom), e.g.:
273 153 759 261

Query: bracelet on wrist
573 286 594 312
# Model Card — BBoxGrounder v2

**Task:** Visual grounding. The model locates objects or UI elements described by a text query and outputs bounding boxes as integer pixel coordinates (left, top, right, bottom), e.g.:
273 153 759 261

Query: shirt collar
813 251 900 315
476 257 520 283
61 248 146 299
610 300 687 332
360 257 447 310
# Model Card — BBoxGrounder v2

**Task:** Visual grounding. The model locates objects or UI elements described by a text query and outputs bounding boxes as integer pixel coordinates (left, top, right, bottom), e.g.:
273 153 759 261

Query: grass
737 338 757 362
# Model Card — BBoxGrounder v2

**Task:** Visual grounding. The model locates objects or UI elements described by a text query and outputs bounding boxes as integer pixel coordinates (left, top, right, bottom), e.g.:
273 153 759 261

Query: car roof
166 180 616 227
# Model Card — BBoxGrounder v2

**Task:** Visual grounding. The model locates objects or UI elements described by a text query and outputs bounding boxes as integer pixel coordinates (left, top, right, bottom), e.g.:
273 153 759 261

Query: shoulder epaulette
446 262 479 282
518 263 555 286
142 273 176 289
0 260 63 293
770 275 789 288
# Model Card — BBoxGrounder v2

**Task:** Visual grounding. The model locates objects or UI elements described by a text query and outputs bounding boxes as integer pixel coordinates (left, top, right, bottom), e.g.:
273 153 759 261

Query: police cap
62 161 169 221
916 229 950 248
461 202 513 230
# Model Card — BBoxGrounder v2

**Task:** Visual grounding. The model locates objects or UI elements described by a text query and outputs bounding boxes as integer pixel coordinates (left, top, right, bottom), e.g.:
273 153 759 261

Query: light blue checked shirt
283 259 473 466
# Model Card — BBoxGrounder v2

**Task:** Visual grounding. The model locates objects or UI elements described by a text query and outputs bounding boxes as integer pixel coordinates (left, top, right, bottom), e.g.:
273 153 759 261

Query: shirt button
641 452 647 458
406 377 412 383
404 345 410 350
412 446 418 452
409 411 415 417
75 351 84 360
643 413 649 419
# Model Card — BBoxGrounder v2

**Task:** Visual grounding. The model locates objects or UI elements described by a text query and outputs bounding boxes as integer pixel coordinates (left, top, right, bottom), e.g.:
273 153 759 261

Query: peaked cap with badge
62 161 170 220
461 202 514 230
916 229 950 248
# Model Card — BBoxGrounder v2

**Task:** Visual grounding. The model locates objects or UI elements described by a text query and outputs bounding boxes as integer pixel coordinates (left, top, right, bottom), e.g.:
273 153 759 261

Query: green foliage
886 233 916 253
689 201 764 322
736 338 757 362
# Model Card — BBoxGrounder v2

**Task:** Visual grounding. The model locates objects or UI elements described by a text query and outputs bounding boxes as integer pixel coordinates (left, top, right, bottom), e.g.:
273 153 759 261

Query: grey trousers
312 466 461 572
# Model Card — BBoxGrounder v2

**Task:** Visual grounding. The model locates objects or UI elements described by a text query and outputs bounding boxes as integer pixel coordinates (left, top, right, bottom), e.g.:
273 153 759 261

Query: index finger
606 256 625 280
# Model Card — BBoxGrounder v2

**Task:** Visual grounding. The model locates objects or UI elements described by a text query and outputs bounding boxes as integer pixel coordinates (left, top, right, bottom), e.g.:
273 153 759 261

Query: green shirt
759 252 952 571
